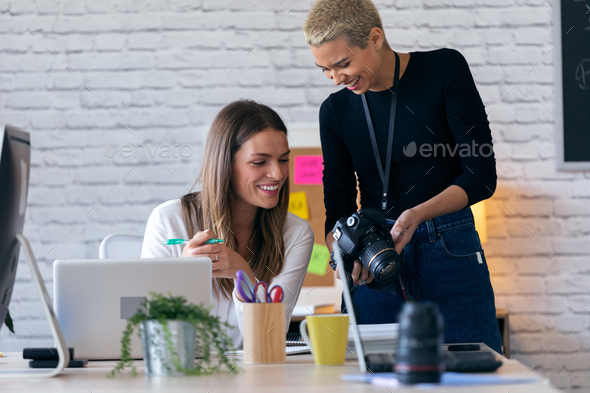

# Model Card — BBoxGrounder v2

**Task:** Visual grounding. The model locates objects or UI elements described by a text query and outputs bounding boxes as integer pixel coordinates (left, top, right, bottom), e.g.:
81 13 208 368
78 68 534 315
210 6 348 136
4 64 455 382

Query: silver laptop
53 258 211 360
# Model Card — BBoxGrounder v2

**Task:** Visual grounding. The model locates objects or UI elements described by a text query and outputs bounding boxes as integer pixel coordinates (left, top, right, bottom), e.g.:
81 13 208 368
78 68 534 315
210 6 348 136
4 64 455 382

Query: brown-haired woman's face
230 128 290 210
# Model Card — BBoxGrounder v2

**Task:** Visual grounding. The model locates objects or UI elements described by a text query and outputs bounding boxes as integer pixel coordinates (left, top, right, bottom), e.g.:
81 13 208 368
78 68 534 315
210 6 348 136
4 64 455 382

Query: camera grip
329 252 355 290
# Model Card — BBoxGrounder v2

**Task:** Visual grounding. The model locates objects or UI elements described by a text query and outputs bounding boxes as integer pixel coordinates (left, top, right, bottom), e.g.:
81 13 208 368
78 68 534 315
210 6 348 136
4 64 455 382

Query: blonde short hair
303 0 388 49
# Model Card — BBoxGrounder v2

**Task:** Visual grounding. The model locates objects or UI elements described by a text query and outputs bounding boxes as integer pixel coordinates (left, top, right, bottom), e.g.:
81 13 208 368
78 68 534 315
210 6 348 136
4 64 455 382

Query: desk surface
0 352 558 393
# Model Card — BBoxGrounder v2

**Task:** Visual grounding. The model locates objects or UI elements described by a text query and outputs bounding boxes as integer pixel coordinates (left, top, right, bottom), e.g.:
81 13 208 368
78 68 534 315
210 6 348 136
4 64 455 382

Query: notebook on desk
286 333 307 347
226 333 311 356
286 333 311 354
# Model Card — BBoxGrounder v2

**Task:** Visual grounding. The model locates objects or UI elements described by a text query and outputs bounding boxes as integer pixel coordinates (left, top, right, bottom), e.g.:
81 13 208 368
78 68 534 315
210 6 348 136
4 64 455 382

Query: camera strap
361 50 400 213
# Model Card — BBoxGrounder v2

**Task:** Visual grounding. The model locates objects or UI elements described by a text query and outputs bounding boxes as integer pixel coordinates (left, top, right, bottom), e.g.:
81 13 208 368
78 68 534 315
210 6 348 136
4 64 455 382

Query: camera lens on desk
395 301 445 385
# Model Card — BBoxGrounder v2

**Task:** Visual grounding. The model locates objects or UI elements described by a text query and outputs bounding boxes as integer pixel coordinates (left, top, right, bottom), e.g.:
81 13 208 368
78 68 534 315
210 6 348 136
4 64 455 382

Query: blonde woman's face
310 35 382 95
230 129 290 210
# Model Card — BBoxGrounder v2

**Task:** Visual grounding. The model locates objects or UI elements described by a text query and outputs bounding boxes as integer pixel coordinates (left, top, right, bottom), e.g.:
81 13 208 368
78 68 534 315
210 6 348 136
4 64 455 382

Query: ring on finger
215 254 218 261
358 279 368 286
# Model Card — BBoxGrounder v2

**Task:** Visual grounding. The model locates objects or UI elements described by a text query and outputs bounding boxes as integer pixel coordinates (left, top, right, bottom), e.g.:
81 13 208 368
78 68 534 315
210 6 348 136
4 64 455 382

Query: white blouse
140 199 314 348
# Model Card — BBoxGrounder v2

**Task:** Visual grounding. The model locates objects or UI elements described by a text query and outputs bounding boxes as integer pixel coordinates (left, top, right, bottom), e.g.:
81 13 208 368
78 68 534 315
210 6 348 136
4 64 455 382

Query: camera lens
395 302 445 384
380 263 396 277
361 240 403 282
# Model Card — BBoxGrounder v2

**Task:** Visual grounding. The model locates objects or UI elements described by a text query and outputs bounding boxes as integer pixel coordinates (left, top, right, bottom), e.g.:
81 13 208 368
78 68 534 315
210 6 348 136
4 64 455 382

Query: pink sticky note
294 155 323 185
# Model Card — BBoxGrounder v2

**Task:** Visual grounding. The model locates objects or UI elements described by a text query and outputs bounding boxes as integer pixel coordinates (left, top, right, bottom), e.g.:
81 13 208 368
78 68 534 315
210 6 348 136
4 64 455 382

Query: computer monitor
0 125 30 335
0 126 70 378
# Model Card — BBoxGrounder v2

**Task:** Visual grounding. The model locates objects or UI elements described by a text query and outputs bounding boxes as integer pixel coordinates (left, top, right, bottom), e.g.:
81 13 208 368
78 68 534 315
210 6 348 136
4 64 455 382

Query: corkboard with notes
288 147 335 287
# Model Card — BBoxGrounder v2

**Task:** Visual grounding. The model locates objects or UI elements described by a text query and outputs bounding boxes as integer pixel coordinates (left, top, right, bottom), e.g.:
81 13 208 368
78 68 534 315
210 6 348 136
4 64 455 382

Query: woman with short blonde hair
305 0 502 354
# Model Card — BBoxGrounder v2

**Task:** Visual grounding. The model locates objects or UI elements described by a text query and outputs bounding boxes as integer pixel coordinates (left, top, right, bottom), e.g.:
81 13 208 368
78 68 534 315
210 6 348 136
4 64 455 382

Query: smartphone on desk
364 345 502 374
448 344 481 351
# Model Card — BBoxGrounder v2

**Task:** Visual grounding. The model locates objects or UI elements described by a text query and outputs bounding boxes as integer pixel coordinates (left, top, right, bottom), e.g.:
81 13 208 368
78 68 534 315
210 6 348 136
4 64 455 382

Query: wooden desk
0 351 558 392
291 308 512 358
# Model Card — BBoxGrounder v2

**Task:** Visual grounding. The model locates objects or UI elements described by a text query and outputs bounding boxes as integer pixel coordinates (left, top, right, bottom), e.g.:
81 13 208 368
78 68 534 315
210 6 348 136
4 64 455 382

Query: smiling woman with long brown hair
141 100 314 347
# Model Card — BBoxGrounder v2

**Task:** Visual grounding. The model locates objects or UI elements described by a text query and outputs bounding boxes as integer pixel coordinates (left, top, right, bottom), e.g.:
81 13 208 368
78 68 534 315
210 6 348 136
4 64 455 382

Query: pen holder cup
243 302 286 363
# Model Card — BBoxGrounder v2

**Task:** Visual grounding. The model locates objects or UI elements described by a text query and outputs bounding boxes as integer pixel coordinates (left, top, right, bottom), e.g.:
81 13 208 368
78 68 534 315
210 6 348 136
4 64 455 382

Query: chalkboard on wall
555 0 590 169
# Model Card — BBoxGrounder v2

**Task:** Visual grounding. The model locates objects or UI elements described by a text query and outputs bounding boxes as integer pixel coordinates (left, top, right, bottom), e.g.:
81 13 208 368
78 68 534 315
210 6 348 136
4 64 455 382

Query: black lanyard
361 51 400 214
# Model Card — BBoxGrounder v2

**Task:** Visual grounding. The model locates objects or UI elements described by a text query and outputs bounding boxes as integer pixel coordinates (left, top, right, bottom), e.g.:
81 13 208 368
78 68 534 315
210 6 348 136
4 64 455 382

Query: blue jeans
349 207 503 354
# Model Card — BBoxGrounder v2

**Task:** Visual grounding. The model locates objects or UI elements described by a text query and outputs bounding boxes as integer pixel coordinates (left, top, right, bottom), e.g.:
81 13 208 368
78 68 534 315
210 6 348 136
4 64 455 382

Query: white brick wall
1 0 589 390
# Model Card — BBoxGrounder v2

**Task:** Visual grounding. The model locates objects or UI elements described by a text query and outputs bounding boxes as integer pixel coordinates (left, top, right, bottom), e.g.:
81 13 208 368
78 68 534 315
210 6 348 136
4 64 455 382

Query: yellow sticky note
289 191 309 220
307 243 331 275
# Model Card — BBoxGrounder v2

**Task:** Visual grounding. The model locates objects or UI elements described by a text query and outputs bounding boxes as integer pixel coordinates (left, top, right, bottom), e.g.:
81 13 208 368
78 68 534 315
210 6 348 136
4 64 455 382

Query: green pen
163 238 224 246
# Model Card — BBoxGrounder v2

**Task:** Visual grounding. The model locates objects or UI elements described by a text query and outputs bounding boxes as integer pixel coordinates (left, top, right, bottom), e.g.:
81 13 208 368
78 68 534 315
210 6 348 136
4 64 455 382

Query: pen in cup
163 238 224 246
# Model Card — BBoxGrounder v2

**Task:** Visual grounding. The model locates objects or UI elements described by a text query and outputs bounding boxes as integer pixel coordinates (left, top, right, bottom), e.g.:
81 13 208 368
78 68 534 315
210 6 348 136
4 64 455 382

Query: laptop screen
332 241 366 372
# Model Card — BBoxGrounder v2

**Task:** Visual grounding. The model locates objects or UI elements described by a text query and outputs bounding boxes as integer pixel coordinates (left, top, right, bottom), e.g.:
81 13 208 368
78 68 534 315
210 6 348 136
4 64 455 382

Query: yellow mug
299 315 349 365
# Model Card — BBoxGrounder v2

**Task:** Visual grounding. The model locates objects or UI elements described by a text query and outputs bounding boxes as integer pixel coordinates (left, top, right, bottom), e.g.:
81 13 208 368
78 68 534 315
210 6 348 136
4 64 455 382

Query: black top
320 48 496 236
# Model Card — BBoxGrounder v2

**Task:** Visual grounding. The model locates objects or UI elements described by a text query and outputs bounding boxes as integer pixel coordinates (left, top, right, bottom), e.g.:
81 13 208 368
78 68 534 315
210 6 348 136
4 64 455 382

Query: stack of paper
347 323 398 356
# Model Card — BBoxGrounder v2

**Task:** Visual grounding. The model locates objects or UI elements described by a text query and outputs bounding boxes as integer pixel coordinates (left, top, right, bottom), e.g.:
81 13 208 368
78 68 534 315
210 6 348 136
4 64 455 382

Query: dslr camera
330 208 404 293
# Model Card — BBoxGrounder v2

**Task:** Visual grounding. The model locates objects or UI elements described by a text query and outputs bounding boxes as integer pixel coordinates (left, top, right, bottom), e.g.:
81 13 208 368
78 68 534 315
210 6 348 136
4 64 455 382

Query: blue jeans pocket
418 224 501 353
438 223 483 259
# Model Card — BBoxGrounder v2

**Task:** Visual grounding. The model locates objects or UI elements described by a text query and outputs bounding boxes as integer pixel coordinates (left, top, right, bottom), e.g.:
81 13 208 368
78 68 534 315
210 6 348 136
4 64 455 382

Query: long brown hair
181 100 290 300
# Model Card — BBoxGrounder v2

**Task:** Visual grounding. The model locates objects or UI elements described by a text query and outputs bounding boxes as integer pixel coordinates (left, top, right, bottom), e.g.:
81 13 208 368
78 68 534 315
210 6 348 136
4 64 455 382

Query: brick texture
1 1 589 391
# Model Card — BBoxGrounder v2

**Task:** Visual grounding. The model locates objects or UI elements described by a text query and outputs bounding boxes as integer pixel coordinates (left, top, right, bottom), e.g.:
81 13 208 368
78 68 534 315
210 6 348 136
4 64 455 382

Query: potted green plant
108 292 239 377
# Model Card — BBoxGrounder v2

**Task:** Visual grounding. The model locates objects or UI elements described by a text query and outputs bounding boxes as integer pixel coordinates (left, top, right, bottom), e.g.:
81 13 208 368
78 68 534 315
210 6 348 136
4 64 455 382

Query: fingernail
205 229 210 233
396 226 402 232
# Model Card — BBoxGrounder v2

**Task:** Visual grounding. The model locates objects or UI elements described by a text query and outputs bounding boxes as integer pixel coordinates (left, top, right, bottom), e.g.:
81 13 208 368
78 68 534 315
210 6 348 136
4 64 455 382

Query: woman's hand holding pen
182 229 254 281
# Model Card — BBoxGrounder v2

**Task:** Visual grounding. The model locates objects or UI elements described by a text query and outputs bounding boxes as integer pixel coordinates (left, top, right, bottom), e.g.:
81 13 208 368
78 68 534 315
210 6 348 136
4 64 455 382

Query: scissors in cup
235 271 285 303
253 282 284 303
268 285 284 303
253 281 269 303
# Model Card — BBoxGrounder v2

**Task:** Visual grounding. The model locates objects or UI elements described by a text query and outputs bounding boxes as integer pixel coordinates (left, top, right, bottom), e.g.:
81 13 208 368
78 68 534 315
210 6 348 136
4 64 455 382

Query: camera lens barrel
395 302 445 384
361 240 403 282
